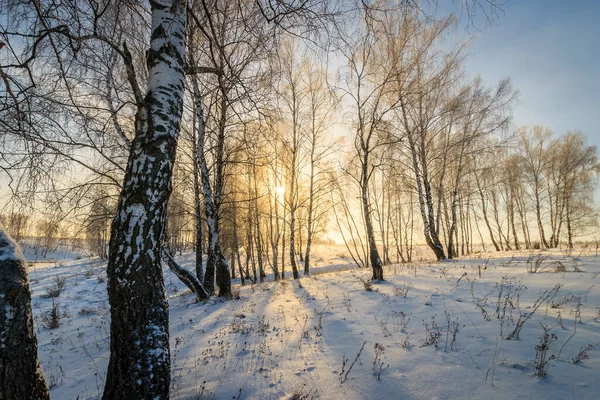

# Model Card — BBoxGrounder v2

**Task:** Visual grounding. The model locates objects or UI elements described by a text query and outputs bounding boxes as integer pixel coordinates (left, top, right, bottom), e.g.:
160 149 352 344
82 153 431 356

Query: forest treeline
0 0 598 398
2 3 598 283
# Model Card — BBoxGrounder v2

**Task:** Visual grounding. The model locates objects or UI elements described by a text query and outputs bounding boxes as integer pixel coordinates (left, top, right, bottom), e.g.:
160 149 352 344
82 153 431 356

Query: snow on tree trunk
103 1 187 398
0 226 49 400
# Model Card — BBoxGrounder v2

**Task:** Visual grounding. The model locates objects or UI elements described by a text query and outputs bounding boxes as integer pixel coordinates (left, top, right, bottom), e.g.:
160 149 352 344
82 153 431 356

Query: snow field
26 246 600 399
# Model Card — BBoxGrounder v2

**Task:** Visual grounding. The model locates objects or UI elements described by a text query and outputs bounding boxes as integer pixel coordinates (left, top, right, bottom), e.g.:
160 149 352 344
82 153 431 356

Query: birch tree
337 5 405 280
518 126 552 249
553 132 599 248
102 1 188 396
275 40 309 279
445 78 515 258
303 61 336 275
394 14 462 261
1 1 179 395
0 224 49 400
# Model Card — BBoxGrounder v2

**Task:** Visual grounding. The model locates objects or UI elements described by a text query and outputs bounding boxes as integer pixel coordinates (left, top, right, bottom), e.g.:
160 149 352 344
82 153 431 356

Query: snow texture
0 226 25 262
25 245 600 399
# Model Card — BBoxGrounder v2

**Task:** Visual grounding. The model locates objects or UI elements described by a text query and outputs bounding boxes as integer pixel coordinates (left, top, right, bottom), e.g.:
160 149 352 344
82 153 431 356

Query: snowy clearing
27 245 600 400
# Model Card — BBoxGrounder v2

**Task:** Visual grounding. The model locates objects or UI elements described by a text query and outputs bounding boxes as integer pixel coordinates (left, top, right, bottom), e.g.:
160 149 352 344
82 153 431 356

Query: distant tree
556 132 600 248
500 153 523 250
394 13 462 261
0 212 30 244
35 218 60 257
338 4 406 280
518 126 553 249
86 194 113 260
445 78 515 258
274 40 310 279
473 155 503 252
303 61 336 275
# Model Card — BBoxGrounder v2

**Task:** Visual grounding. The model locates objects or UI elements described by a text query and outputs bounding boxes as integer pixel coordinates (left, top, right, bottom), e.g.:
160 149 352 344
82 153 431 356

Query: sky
462 0 600 150
2 1 600 209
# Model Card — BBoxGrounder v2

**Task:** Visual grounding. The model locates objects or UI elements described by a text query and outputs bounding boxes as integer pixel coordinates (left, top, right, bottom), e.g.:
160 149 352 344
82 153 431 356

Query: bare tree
0 211 31 244
555 132 600 248
86 191 114 260
330 169 368 268
303 61 336 274
518 126 553 249
274 40 309 279
393 13 462 261
102 1 188 396
337 4 409 280
445 78 515 258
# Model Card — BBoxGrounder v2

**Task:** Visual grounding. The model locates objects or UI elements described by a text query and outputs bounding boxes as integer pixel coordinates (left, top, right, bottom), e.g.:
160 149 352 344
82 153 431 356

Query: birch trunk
474 171 501 252
534 178 550 249
288 148 300 279
406 129 447 260
447 145 466 259
0 226 49 400
303 156 315 275
361 154 384 280
162 245 208 301
104 2 187 397
190 74 230 297
192 111 204 283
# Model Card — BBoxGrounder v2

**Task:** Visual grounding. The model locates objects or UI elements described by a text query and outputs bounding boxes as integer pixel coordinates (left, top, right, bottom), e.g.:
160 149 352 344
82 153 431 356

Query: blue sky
462 0 600 151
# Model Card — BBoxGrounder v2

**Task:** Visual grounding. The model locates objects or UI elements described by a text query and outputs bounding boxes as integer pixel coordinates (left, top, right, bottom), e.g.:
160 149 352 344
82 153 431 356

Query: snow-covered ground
27 245 600 399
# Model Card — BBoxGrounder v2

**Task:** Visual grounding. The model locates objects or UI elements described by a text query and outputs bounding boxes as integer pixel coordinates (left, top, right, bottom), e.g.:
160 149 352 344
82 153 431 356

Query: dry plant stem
340 340 367 384
506 284 561 340
557 298 581 360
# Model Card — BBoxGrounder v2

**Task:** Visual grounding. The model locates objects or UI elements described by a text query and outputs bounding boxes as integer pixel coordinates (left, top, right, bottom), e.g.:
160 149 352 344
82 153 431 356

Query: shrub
423 315 443 347
41 300 62 329
357 276 373 291
84 265 96 277
525 253 548 273
79 307 98 316
573 344 595 364
372 343 389 379
533 326 557 378
230 288 241 300
552 261 567 273
506 284 561 340
42 275 68 298
394 280 414 298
